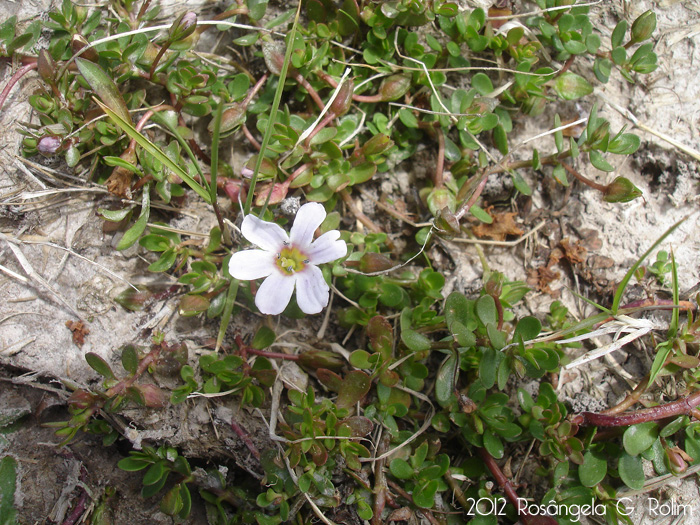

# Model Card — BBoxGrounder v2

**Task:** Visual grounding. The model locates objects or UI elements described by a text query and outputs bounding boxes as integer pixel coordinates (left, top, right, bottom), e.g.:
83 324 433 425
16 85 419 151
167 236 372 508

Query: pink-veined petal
255 271 296 315
290 202 326 248
295 265 329 314
306 230 347 265
241 214 289 252
228 249 275 280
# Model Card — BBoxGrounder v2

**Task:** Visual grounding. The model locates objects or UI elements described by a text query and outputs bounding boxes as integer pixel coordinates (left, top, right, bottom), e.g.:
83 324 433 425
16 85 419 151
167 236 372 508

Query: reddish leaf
317 368 343 393
340 416 374 437
337 370 371 409
367 316 393 359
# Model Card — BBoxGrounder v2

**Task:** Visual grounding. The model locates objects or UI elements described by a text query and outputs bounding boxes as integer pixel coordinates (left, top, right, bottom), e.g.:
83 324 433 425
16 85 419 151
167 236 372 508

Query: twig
372 435 390 525
0 62 37 110
573 390 700 427
339 188 383 233
13 236 138 290
560 162 607 192
601 377 650 415
0 233 82 319
447 220 546 246
230 420 261 460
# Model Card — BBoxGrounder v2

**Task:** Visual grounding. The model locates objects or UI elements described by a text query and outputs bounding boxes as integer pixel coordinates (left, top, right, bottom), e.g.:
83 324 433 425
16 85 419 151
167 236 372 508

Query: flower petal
306 230 347 265
295 265 329 314
255 271 296 315
241 214 289 252
290 202 326 248
228 249 275 280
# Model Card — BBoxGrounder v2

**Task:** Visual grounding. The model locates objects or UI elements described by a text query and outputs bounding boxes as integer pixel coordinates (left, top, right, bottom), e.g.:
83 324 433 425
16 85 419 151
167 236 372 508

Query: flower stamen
276 246 307 275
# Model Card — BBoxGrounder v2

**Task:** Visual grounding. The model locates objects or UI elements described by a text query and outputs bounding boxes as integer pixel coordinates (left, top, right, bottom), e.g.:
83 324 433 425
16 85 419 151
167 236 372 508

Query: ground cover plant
0 0 699 523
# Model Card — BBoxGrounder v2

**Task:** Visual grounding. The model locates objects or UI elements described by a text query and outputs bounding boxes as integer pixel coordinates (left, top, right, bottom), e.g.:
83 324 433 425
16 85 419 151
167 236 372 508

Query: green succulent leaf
552 72 593 100
579 450 607 487
623 422 659 456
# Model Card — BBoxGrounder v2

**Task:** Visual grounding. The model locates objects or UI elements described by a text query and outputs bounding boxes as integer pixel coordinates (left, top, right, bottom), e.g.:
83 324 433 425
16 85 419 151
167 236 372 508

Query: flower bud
378 74 411 102
329 78 354 117
358 133 393 157
522 96 545 116
603 176 642 203
359 252 393 273
71 34 99 63
434 207 460 235
665 447 687 474
485 271 505 298
37 135 63 155
137 384 167 408
169 12 198 43
630 10 656 44
426 188 456 216
68 390 97 411
587 121 609 148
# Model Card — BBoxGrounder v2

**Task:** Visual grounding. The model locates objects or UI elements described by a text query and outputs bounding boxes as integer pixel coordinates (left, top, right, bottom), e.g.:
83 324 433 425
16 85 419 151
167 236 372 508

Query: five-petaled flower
228 203 347 315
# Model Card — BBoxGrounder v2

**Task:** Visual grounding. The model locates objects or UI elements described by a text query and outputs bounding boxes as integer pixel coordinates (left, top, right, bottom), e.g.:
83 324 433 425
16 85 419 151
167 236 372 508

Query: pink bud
37 135 63 155
169 12 198 42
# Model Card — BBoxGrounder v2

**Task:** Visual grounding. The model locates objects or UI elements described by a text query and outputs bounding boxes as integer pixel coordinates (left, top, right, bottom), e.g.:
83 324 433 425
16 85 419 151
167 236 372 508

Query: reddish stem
149 41 172 80
479 448 557 525
602 377 650 415
304 111 337 148
128 104 175 150
454 171 490 221
244 73 268 106
340 188 384 234
560 162 607 192
572 390 700 427
372 436 390 525
246 347 300 361
317 71 384 103
386 480 442 525
293 71 325 111
136 0 153 21
435 127 445 189
243 125 261 150
556 55 576 76
230 420 261 460
0 62 38 111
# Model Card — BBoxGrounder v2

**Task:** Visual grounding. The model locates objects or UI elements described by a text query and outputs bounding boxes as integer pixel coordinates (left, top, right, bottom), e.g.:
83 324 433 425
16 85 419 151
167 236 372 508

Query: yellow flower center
276 246 309 275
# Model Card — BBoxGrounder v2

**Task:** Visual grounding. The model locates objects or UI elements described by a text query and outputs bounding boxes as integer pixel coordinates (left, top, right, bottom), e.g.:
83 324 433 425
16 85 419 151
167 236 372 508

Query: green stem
244 2 302 216
210 102 225 233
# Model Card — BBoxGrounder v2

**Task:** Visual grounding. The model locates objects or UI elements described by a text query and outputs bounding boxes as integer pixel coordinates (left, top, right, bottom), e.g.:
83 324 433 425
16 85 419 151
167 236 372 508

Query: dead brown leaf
105 166 133 199
65 320 90 348
472 210 524 241
527 265 561 297
560 238 587 264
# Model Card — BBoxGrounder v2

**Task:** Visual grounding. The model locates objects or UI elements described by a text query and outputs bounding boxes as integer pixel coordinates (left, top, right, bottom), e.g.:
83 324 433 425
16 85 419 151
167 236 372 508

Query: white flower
228 202 347 315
